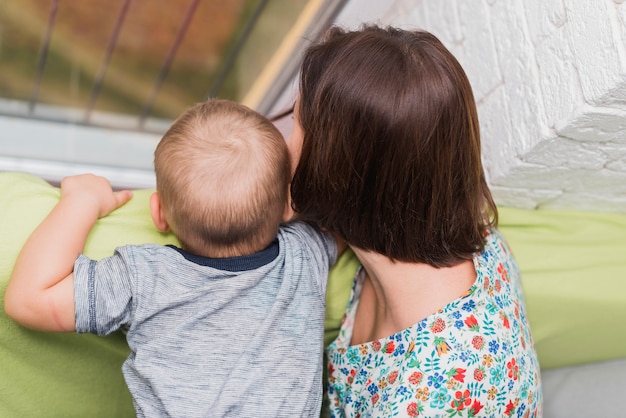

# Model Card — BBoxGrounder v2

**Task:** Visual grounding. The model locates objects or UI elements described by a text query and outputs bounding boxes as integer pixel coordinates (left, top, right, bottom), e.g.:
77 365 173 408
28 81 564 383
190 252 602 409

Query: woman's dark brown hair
290 25 497 267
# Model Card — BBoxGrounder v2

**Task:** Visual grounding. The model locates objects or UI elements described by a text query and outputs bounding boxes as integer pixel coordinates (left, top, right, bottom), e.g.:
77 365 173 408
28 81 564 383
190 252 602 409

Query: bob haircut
290 25 497 267
155 99 290 257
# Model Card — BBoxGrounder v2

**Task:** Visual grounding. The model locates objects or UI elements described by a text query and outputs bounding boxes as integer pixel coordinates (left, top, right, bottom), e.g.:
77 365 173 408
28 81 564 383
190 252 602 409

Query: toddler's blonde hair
154 99 290 257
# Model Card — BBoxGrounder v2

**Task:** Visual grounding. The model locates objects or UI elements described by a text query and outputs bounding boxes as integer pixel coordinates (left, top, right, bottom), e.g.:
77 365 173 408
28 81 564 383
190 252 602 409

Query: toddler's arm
4 174 132 332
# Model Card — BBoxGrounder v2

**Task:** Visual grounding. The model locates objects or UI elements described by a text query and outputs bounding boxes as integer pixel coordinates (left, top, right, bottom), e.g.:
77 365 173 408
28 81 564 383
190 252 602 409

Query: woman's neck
349 247 477 346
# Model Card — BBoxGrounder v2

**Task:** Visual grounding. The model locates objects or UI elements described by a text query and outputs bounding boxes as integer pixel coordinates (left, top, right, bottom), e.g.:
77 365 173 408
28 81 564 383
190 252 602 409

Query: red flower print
507 358 519 380
388 370 399 384
431 318 446 333
450 389 471 411
505 400 515 416
501 312 510 329
464 315 480 331
483 277 490 289
372 340 381 352
449 368 466 383
372 393 379 405
385 341 395 354
407 402 419 417
408 371 423 385
472 335 484 349
473 367 485 382
495 279 502 292
469 399 484 417
497 262 510 282
348 369 356 384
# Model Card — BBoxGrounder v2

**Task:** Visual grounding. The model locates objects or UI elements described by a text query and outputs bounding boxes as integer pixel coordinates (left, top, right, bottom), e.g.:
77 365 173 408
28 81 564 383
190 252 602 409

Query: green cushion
2 172 626 415
499 206 626 369
0 173 177 417
325 248 359 348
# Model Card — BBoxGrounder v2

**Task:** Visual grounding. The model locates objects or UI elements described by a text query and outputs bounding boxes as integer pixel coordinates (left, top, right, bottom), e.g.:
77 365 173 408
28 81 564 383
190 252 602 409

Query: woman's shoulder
327 228 542 416
478 228 514 260
474 228 522 285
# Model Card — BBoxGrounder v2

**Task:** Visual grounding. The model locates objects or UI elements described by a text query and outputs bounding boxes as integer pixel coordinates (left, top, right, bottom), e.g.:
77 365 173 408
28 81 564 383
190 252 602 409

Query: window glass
0 0 309 131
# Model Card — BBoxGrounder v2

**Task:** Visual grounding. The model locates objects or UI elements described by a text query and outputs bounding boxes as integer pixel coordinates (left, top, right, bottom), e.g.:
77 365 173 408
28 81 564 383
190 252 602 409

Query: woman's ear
150 192 170 232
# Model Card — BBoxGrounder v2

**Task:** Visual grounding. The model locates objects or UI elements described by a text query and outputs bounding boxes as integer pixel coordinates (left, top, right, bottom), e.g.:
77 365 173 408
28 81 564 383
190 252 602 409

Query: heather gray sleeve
280 221 337 296
74 249 134 336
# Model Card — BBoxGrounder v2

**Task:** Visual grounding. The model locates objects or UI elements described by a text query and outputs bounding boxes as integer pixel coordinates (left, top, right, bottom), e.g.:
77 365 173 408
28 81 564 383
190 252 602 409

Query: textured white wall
333 0 626 213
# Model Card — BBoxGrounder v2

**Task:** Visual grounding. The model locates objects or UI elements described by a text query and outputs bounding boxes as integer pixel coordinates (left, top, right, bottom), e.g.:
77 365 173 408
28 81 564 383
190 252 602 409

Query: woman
288 26 542 417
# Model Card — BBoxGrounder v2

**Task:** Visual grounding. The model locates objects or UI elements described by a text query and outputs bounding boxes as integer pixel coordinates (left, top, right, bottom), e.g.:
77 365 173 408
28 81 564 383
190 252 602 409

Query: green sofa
2 172 626 416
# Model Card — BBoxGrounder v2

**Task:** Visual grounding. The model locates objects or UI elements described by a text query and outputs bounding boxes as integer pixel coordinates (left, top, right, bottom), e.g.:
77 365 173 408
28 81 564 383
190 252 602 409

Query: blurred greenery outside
0 0 308 125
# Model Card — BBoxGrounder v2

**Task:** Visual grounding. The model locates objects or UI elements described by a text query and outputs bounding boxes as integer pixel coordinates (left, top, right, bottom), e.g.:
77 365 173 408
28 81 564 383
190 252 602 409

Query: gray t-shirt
74 221 337 417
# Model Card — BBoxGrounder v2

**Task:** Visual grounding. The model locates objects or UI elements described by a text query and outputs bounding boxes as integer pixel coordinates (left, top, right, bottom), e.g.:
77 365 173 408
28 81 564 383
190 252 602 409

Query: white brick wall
334 0 626 213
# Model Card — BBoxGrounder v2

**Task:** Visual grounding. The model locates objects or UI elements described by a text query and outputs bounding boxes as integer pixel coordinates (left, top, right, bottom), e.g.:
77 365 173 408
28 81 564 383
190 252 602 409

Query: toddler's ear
150 192 170 232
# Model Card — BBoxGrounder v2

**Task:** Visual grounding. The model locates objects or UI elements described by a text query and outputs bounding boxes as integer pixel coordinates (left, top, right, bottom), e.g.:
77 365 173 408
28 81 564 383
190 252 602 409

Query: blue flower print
489 340 499 354
417 319 427 332
428 372 444 389
486 303 498 315
455 320 464 329
429 388 451 409
462 300 476 312
367 383 378 395
489 365 504 386
394 343 405 357
452 311 462 319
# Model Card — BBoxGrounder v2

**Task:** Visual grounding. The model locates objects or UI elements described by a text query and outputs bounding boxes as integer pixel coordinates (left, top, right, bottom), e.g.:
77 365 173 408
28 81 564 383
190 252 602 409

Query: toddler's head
154 99 290 257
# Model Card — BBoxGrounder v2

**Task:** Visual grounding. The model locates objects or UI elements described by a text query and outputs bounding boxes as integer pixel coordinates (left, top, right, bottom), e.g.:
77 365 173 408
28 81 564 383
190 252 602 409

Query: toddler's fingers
114 190 134 209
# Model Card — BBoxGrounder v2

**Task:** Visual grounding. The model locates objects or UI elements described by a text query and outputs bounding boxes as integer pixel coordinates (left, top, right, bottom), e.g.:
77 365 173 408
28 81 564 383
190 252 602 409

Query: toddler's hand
60 174 133 218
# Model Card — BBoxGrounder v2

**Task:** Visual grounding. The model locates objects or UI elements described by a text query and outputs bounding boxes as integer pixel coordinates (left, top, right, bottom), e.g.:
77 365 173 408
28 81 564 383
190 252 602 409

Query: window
0 0 346 187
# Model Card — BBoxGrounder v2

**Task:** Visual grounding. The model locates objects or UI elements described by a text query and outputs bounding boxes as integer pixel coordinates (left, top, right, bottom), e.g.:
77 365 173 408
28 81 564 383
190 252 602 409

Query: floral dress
326 229 542 417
